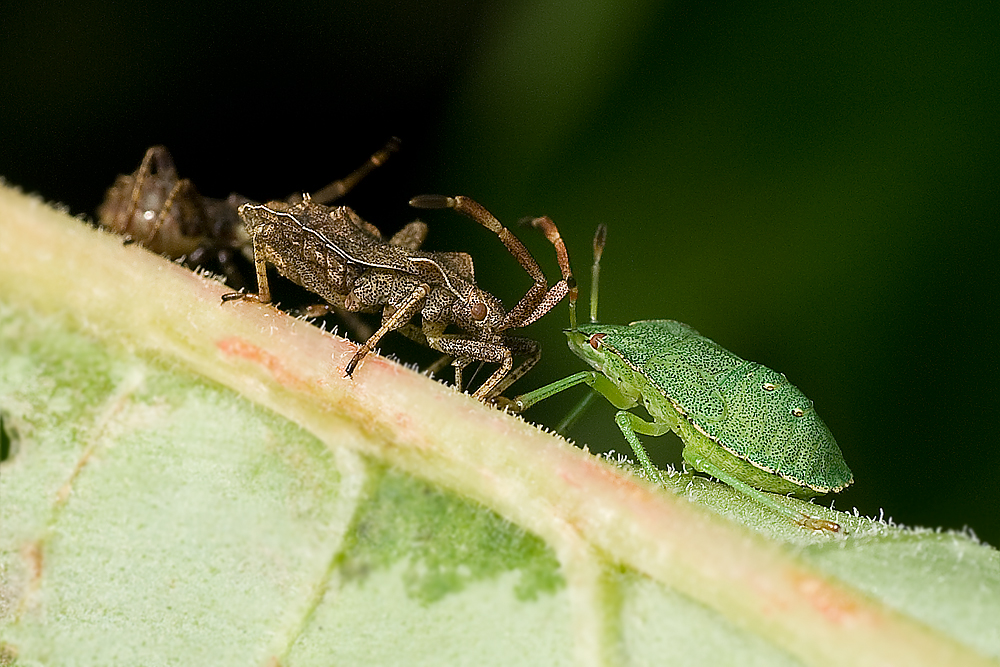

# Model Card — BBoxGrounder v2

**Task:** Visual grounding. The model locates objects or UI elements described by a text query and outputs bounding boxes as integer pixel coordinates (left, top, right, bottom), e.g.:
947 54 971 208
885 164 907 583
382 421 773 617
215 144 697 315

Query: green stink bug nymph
507 223 852 532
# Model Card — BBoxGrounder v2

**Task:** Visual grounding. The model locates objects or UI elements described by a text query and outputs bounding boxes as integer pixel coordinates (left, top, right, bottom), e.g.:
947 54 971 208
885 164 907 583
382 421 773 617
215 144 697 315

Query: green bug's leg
506 371 635 413
614 411 672 486
688 456 843 533
555 390 598 432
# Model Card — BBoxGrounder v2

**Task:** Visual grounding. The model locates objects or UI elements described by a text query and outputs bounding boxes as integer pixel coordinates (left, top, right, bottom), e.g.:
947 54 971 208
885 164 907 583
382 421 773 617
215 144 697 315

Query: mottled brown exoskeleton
96 140 400 288
97 145 249 284
228 194 574 400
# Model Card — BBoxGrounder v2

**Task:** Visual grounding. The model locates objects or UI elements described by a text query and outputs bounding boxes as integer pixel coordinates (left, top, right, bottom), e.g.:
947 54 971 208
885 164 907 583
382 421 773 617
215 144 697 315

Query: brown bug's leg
395 323 454 380
460 336 540 400
410 196 552 322
419 320 470 391
410 322 472 390
427 335 515 400
221 233 271 304
452 358 469 394
121 146 176 241
388 220 428 251
424 354 455 377
693 457 844 534
345 283 430 377
471 352 513 401
247 233 273 303
309 137 401 205
485 336 540 399
145 177 197 249
409 198 575 330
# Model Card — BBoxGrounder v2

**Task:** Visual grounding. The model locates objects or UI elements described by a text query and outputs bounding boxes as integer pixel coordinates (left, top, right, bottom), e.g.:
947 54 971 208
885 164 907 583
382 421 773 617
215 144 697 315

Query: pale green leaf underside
1 184 998 666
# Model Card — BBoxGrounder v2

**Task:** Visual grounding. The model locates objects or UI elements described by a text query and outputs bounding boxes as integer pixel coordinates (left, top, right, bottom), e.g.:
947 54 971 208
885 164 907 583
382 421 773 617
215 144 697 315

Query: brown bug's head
451 284 507 336
237 200 295 239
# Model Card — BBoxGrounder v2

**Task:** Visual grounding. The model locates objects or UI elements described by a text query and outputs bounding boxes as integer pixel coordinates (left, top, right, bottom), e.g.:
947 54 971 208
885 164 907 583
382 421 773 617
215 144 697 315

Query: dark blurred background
2 1 998 545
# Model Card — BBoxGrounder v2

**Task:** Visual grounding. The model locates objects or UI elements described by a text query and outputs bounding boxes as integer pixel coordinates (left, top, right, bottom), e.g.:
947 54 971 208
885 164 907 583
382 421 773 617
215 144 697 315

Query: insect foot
509 223 852 533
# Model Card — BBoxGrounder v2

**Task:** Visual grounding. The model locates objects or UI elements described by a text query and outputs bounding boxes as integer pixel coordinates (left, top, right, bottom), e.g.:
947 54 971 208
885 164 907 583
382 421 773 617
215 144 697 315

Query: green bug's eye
762 382 776 392
589 333 607 350
791 407 805 417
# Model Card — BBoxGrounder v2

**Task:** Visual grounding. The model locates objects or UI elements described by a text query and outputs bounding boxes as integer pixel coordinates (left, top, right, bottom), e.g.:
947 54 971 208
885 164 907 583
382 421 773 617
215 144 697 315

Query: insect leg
121 146 177 241
505 371 633 413
453 358 472 395
410 196 568 329
486 336 541 399
614 412 672 485
430 338 513 400
345 283 431 377
448 335 540 400
388 220 428 251
146 177 198 251
554 391 598 433
687 456 843 533
394 319 457 378
251 232 274 303
220 232 272 305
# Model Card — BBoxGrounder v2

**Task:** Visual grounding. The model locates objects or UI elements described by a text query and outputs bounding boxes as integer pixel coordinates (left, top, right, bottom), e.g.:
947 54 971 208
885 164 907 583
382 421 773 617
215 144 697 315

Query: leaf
0 183 998 666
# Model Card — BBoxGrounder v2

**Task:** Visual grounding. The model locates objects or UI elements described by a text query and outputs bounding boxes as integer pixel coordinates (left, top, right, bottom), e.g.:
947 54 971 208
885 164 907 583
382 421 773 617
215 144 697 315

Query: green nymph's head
564 323 629 374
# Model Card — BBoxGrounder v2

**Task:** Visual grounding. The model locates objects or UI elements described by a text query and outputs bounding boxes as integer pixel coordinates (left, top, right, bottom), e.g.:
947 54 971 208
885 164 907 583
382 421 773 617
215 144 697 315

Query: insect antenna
589 223 608 325
567 280 579 331
310 137 401 204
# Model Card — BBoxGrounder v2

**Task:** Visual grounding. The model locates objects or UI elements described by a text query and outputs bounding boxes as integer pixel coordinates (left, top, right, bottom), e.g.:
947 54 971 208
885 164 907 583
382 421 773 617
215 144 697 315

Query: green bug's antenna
568 280 579 332
590 223 607 324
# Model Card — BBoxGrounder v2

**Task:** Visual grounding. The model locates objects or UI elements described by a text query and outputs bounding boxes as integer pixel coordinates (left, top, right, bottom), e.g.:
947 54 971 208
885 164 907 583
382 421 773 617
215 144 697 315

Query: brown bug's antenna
410 195 571 330
525 216 576 329
310 137 401 204
409 195 576 399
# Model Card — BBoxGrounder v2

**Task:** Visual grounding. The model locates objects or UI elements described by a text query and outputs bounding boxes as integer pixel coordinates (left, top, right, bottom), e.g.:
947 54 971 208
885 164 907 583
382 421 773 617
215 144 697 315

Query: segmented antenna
591 223 607 324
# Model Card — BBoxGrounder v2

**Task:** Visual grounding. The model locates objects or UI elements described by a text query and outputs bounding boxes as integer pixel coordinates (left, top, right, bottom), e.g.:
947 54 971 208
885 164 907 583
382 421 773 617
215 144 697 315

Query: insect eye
589 333 606 350
470 302 488 321
791 408 805 418
762 383 776 392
